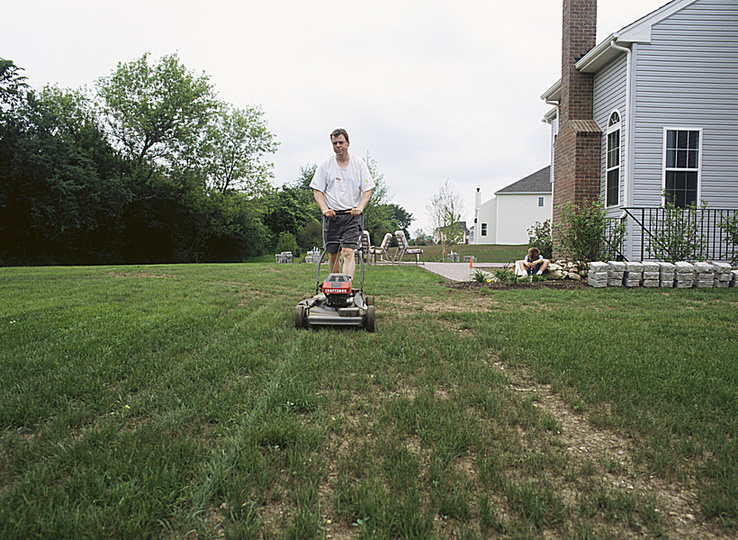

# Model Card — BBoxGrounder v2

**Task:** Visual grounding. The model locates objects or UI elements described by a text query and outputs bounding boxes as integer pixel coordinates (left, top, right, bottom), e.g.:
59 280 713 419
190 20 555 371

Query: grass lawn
1 263 736 539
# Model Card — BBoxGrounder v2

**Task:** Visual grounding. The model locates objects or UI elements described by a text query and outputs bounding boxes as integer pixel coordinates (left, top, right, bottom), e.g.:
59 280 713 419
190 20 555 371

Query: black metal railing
621 207 738 262
602 218 627 261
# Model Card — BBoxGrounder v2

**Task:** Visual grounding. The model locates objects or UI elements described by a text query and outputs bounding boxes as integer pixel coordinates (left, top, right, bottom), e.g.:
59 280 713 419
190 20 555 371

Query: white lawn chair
361 230 372 262
394 230 424 264
369 232 393 263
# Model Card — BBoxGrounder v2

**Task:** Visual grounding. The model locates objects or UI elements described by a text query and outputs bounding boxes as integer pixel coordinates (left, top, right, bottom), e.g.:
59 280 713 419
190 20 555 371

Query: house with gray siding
542 0 738 261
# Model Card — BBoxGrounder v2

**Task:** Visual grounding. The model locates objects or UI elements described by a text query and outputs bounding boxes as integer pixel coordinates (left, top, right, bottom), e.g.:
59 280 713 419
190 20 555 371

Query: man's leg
342 247 356 280
328 252 341 274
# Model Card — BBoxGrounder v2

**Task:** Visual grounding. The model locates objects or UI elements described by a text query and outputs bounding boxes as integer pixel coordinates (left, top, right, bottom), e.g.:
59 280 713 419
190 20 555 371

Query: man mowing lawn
310 128 374 283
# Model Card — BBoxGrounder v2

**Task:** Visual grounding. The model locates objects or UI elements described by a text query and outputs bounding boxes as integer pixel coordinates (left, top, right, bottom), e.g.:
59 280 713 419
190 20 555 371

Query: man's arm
313 189 336 218
351 189 372 216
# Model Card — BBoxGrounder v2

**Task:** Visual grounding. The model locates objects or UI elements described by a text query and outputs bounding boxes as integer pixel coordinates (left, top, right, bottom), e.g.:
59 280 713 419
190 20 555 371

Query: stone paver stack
658 262 676 288
693 262 714 288
675 262 694 288
584 260 736 288
304 249 321 264
712 262 732 288
624 262 643 288
588 262 609 288
642 261 660 288
607 261 625 287
275 251 293 264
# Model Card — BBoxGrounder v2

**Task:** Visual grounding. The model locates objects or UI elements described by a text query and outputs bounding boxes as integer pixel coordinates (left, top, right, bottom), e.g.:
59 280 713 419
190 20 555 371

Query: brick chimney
552 0 602 245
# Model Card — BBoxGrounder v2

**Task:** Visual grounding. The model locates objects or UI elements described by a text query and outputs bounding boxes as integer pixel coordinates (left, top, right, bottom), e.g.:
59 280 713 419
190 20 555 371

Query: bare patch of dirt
107 271 170 279
494 359 729 539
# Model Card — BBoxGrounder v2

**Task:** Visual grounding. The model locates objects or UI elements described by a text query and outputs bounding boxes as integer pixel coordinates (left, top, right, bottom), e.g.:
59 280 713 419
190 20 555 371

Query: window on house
606 111 621 207
481 223 487 236
665 129 700 208
538 197 544 207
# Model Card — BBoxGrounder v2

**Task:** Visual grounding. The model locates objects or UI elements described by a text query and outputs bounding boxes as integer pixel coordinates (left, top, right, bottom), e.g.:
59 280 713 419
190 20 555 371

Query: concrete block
711 262 732 275
590 262 609 272
694 262 713 274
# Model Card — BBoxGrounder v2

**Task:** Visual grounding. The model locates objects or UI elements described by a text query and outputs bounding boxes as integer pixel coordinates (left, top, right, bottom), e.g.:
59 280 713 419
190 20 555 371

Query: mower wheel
365 295 374 307
365 305 375 333
295 305 307 329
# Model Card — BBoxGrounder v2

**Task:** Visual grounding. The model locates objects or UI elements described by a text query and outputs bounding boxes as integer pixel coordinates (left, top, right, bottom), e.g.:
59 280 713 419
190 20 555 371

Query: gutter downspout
544 97 560 223
609 37 632 208
610 36 632 261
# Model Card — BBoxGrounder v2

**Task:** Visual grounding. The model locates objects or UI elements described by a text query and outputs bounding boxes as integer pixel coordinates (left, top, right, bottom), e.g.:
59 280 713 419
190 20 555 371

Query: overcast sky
4 0 668 234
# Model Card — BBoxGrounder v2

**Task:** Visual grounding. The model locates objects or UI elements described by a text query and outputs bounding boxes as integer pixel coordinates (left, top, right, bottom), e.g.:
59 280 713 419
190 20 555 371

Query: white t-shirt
310 153 375 211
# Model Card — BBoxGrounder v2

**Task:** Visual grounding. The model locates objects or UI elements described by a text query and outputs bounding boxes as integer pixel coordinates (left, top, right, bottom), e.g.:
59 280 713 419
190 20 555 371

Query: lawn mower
295 241 375 332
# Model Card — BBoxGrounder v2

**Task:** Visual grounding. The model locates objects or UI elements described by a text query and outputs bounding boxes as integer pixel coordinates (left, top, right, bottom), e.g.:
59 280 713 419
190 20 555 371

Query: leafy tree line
0 54 412 265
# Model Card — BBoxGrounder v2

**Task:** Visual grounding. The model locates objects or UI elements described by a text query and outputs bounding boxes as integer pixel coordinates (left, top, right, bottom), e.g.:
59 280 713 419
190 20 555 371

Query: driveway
421 262 507 282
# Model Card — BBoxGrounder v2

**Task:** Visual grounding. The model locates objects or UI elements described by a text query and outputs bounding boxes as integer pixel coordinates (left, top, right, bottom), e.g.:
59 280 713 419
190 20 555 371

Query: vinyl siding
593 54 627 210
496 194 552 244
632 0 738 208
475 197 497 245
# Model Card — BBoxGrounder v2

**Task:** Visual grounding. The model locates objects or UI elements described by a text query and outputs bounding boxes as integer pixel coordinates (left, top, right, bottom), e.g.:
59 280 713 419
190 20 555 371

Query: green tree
292 164 317 190
0 82 130 264
0 58 28 112
361 152 415 243
202 102 278 196
97 52 217 173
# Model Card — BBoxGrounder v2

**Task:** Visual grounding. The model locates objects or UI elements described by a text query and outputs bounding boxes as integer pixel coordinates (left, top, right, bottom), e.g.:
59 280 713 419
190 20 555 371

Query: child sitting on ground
515 247 550 277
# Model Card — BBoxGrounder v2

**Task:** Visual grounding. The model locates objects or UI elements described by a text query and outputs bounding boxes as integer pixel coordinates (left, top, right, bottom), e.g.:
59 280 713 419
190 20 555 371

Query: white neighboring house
471 166 552 245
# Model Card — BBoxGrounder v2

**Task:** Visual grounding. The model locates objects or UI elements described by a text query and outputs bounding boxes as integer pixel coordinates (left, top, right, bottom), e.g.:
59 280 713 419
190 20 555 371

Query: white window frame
481 223 487 237
606 110 621 207
662 127 702 208
538 197 544 207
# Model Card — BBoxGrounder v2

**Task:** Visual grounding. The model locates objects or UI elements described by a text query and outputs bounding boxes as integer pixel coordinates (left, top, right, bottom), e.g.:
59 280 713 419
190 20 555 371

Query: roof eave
494 191 552 196
540 80 561 102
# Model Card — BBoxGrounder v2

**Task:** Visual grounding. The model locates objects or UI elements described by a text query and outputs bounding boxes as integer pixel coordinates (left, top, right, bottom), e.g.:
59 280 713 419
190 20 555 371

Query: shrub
554 200 608 263
491 266 521 284
527 220 552 260
718 213 738 265
649 199 706 263
276 231 299 256
554 199 625 263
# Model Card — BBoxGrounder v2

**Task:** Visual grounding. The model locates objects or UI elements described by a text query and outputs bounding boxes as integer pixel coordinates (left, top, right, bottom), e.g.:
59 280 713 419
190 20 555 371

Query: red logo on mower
322 281 351 295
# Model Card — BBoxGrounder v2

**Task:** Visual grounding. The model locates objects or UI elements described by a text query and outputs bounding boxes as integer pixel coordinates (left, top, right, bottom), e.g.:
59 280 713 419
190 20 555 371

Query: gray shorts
323 213 363 254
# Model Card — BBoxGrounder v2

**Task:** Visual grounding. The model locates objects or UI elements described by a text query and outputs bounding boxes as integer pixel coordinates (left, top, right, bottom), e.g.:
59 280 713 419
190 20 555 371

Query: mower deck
295 260 375 332
296 290 374 331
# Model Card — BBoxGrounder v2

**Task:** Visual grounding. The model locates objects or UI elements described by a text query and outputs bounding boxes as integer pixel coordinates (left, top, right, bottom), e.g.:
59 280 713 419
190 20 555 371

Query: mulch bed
449 279 589 291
